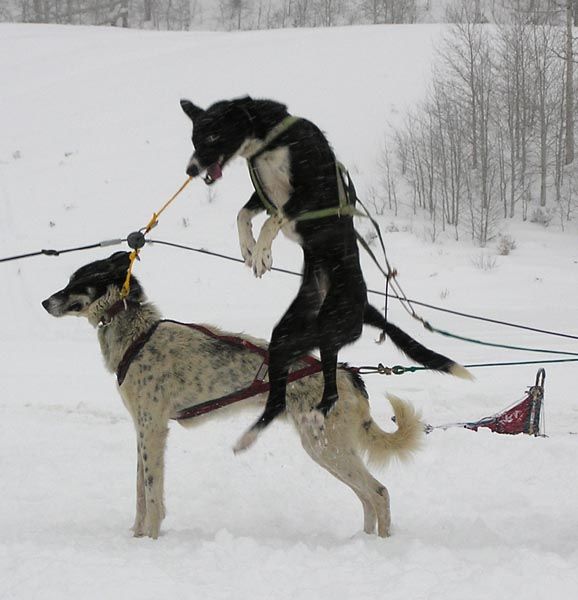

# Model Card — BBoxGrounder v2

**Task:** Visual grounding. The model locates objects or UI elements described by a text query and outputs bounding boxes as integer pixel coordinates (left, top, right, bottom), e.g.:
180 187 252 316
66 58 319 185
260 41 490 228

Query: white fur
251 146 301 243
252 213 285 277
237 144 301 276
237 206 259 266
186 155 201 175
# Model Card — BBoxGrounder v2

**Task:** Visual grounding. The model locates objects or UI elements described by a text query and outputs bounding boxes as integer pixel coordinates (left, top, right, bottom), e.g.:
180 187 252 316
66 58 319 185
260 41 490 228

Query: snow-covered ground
1 23 577 600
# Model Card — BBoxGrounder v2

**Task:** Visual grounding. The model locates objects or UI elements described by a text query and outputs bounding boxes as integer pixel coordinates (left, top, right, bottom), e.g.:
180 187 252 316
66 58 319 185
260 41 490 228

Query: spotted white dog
42 251 423 539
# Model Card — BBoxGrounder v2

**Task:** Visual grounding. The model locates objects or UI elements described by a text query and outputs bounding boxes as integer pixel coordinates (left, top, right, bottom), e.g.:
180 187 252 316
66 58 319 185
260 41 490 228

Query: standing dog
42 251 423 539
180 96 470 451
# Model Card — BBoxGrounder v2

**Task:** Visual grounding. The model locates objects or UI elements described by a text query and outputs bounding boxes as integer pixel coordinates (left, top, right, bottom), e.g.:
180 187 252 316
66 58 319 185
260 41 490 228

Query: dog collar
98 299 140 328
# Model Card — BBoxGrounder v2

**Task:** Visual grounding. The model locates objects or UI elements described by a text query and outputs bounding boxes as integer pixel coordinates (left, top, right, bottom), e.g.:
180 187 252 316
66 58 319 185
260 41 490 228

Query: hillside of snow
1 23 577 600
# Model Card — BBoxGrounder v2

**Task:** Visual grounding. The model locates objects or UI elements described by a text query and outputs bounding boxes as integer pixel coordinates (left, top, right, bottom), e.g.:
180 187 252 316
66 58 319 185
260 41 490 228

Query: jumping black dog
180 96 470 450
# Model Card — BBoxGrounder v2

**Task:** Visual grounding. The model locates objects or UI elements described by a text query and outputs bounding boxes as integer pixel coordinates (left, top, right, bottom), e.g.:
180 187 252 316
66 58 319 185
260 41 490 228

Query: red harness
116 320 328 421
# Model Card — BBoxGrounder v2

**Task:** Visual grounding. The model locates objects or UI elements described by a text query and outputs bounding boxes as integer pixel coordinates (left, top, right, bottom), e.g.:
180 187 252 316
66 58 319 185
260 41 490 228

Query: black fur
41 251 144 314
181 96 465 441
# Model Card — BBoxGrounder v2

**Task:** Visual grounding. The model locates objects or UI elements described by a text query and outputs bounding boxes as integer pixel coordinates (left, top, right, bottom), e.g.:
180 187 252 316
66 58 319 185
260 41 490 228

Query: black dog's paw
301 410 328 446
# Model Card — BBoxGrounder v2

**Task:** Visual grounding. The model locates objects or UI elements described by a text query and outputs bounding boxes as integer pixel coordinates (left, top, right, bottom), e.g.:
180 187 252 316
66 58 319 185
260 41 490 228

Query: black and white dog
180 96 470 451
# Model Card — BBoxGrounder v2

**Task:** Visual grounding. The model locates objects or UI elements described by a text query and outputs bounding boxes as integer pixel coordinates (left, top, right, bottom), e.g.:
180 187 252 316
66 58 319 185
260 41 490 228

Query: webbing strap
115 317 327 420
117 321 162 386
292 162 365 221
249 134 364 222
247 115 301 216
248 161 277 215
174 361 323 421
249 115 302 161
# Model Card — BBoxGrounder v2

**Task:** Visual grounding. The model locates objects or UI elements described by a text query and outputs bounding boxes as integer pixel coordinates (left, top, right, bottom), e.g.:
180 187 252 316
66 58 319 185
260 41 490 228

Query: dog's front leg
136 413 169 539
252 213 284 278
237 193 265 267
132 440 147 537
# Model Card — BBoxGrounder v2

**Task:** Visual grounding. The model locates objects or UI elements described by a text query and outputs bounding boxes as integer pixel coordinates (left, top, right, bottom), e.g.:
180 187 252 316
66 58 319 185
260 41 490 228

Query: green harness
246 115 390 282
246 115 363 222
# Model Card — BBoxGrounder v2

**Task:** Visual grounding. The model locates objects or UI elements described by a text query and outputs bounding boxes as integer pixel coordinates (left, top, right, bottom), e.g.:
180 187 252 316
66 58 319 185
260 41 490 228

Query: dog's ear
180 99 204 122
107 252 146 302
108 251 132 275
234 96 253 107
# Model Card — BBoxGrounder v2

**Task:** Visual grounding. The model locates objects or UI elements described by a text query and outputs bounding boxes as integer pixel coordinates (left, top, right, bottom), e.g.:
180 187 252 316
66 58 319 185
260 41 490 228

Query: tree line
382 0 578 245
0 1 563 30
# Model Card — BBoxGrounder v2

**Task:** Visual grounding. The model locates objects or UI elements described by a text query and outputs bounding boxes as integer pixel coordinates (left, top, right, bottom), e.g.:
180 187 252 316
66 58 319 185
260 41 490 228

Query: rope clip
127 231 146 250
375 364 406 375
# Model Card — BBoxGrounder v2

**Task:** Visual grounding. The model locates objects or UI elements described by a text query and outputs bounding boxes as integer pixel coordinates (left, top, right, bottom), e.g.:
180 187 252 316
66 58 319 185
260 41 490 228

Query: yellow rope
121 176 193 298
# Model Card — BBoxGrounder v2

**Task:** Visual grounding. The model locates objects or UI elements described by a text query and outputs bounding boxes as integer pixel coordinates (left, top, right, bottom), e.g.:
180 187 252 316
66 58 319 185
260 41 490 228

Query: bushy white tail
360 393 423 467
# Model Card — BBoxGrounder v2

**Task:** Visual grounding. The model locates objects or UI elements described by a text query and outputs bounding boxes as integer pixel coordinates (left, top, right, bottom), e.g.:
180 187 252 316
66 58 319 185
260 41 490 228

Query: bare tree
217 0 252 29
388 0 577 242
372 140 399 215
294 0 313 26
564 0 574 164
530 22 564 206
314 0 341 26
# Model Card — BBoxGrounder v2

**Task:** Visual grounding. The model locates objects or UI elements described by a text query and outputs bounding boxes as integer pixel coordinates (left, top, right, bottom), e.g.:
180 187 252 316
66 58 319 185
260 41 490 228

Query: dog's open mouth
203 162 223 185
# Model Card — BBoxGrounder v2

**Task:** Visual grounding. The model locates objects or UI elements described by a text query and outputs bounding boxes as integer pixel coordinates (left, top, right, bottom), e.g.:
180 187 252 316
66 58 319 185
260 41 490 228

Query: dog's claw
233 428 260 453
132 524 146 537
252 246 273 278
239 240 256 267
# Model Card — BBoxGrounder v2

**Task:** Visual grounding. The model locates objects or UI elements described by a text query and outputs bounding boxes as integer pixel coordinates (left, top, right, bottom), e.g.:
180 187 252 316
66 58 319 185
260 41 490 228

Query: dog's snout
41 298 51 312
186 162 200 178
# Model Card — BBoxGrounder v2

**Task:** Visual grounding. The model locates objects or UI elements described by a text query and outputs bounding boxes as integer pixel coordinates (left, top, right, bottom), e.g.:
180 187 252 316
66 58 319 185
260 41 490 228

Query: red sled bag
427 369 545 437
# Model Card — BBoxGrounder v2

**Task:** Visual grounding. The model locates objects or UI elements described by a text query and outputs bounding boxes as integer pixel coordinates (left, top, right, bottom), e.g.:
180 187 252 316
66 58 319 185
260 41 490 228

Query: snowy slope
1 23 578 600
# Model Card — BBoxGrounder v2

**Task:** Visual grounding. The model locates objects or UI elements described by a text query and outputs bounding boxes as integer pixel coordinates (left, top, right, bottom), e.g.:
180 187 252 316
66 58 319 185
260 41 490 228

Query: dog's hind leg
321 461 378 535
234 315 319 452
234 268 322 452
313 281 365 418
328 456 391 537
300 433 389 537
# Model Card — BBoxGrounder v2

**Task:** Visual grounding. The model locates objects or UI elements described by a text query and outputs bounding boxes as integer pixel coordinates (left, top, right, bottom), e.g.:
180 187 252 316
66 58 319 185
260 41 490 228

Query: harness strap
292 163 366 222
247 161 278 216
171 320 270 358
117 320 162 386
117 319 269 387
247 115 301 216
248 115 302 162
115 319 327 421
169 320 326 420
247 117 363 222
174 361 323 421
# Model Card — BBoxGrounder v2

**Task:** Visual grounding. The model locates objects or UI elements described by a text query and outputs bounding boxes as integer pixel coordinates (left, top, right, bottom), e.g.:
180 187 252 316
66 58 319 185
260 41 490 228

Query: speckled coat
44 254 423 540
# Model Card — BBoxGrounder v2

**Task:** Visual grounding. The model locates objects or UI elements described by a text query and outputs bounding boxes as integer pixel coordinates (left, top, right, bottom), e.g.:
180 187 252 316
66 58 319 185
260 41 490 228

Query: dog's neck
236 105 268 159
238 137 267 160
237 100 291 159
98 298 139 327
88 287 161 374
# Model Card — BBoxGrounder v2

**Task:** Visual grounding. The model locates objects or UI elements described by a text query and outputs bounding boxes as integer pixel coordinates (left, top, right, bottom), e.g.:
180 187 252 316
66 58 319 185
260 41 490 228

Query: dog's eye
206 134 220 144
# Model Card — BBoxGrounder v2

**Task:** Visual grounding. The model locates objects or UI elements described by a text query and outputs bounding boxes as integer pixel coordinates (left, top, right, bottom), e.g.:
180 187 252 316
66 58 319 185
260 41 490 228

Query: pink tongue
206 162 222 183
